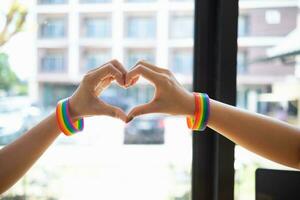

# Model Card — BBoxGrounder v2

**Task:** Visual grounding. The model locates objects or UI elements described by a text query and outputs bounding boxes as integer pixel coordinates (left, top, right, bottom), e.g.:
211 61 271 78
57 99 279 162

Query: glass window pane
170 13 194 38
125 49 155 67
82 16 112 38
1 0 194 199
80 0 111 3
170 48 193 76
238 15 249 36
81 49 111 72
126 0 156 2
38 0 67 4
39 17 67 38
236 2 299 200
126 15 156 39
39 49 67 73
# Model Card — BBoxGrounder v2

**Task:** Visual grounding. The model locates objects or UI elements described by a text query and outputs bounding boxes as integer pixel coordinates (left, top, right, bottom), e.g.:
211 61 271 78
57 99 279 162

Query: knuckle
166 78 175 87
110 59 118 64
160 74 172 85
161 68 171 76
136 60 145 65
82 74 91 84
105 63 115 72
136 64 144 72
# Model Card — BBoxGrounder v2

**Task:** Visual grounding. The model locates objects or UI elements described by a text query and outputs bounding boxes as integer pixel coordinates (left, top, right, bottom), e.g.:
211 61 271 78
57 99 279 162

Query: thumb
96 101 127 122
127 102 158 123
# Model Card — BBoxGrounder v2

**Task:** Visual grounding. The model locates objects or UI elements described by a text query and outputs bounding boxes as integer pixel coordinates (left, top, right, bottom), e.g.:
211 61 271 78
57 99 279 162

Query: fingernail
129 80 134 86
127 116 133 123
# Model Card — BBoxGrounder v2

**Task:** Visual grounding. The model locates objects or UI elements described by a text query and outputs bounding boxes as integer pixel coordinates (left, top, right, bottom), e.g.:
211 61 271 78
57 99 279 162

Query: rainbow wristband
56 98 84 136
186 93 210 131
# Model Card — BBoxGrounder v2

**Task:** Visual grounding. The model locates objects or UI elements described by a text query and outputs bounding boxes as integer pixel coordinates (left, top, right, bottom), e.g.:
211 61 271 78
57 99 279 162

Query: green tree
0 53 18 91
0 0 27 94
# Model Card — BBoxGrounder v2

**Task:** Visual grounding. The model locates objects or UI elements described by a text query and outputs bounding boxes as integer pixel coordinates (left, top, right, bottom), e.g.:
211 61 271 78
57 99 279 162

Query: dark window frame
192 0 238 199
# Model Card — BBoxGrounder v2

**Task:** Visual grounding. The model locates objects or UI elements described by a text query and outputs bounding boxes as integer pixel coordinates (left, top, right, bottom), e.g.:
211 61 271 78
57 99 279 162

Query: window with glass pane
237 51 247 74
238 15 249 37
235 1 300 200
80 0 111 3
125 15 156 39
126 0 156 2
125 48 155 67
169 48 193 76
1 0 194 199
82 16 111 38
38 0 67 4
81 49 111 72
40 49 66 73
42 84 76 107
170 13 194 38
39 17 66 38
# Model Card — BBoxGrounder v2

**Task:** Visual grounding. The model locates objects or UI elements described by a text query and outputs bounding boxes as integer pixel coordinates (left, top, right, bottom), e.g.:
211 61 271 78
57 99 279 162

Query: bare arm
0 113 60 193
126 61 300 170
208 99 300 169
0 60 127 194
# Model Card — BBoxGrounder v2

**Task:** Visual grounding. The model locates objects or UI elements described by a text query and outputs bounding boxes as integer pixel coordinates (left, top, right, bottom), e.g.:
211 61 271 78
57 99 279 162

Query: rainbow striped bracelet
186 93 210 131
56 98 84 136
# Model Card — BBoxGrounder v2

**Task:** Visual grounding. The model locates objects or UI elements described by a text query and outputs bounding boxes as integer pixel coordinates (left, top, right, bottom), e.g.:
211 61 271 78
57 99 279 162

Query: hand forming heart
68 60 195 123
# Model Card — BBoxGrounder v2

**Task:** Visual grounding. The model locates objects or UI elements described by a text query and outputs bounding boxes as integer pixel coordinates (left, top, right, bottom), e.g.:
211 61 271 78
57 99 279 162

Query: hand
68 60 128 122
125 61 195 122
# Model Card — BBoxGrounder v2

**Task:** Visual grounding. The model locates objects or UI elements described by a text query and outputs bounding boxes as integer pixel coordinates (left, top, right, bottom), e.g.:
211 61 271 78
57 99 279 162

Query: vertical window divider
192 0 238 199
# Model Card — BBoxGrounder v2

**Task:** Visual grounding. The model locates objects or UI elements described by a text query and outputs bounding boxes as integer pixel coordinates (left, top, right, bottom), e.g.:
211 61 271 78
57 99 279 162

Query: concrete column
68 0 79 79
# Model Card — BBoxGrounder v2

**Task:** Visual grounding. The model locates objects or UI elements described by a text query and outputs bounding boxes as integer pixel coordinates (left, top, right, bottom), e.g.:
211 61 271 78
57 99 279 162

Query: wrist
185 92 195 116
68 97 81 120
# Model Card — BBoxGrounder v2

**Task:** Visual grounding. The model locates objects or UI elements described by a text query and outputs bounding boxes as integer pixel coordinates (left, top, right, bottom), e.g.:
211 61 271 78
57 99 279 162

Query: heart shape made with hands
70 59 194 123
106 61 159 122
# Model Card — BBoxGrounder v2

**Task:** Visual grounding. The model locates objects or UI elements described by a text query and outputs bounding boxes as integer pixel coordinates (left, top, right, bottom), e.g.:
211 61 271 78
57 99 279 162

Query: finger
126 102 158 122
125 76 139 88
125 64 162 87
97 101 127 122
130 76 139 86
86 59 126 75
95 77 113 95
110 59 127 75
133 60 169 74
90 63 125 86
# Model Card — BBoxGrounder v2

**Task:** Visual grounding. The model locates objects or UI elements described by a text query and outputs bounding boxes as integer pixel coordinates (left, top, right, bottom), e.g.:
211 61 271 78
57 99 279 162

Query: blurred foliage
0 0 27 47
0 52 28 95
0 1 28 95
0 53 18 91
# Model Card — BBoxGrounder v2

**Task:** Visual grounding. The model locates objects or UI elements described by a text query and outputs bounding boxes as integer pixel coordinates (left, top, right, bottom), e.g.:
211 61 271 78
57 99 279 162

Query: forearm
0 112 60 194
208 99 300 169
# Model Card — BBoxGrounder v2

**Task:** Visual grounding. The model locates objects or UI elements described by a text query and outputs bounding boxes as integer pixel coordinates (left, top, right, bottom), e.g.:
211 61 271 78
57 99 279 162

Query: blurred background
0 0 299 199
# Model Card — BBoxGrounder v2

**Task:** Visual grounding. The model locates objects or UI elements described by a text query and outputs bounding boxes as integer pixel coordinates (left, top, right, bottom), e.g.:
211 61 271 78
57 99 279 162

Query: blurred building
34 0 194 108
237 0 300 124
34 0 300 123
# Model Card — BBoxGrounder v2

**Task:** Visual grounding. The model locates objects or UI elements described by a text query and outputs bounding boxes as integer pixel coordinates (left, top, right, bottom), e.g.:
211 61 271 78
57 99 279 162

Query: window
39 17 66 38
38 0 67 4
238 15 249 36
125 48 155 67
80 0 111 3
170 13 194 38
125 15 156 39
126 0 156 2
265 10 281 25
169 48 193 76
237 51 247 74
39 49 66 73
236 1 298 200
42 84 76 107
1 0 194 199
81 49 111 72
82 16 112 38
